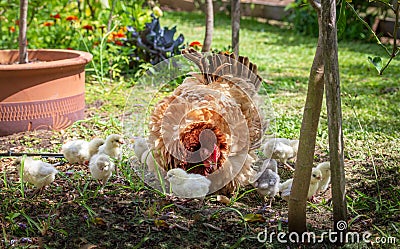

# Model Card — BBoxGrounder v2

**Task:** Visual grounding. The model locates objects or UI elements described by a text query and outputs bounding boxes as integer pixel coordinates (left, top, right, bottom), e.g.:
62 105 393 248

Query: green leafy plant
285 0 375 40
285 0 319 37
125 15 185 65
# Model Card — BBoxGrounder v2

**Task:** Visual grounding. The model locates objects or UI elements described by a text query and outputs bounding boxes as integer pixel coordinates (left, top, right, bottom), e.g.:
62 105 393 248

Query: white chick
141 149 157 173
250 159 280 207
62 138 105 164
279 178 293 202
98 134 125 159
87 138 105 159
166 168 211 202
263 138 299 171
62 139 90 164
16 157 59 194
316 161 331 193
279 167 322 202
133 137 149 160
89 153 115 191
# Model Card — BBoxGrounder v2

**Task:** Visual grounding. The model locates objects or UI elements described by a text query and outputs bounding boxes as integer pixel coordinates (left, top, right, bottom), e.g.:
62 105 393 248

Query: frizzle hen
148 48 266 195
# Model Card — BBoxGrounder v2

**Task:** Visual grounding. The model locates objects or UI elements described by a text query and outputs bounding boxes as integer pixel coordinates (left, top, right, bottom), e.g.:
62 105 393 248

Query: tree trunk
288 0 324 234
231 0 240 56
202 0 213 52
321 0 347 243
19 0 28 64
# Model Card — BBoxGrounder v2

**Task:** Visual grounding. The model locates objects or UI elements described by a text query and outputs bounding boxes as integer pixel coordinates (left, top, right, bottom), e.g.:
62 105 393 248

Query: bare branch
380 0 400 74
309 0 321 12
373 0 395 11
346 2 392 56
107 0 117 33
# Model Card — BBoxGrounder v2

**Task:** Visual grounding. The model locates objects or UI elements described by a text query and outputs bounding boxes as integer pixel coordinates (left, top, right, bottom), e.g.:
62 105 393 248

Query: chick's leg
283 159 295 171
308 195 321 203
29 187 42 198
99 179 109 193
196 197 205 208
261 197 274 211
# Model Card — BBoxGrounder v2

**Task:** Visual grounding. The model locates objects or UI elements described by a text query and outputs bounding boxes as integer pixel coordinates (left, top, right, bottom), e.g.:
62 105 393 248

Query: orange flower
108 30 126 41
9 26 16 32
66 16 78 22
113 32 126 39
82 24 94 31
43 21 54 27
50 13 61 19
189 41 202 47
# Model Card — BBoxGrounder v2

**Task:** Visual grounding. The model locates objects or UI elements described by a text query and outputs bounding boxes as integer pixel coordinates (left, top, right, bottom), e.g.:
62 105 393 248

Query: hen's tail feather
182 48 263 91
182 48 205 75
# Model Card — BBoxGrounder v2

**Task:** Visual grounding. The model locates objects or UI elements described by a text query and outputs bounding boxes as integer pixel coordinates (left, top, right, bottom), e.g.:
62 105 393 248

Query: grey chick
250 159 280 208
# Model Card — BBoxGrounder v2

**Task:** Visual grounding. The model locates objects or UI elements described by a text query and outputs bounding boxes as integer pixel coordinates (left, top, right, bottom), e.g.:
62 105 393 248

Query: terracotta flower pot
0 49 92 136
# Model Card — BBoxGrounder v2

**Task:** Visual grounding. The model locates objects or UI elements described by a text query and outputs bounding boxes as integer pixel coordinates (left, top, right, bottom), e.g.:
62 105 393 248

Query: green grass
1 10 399 248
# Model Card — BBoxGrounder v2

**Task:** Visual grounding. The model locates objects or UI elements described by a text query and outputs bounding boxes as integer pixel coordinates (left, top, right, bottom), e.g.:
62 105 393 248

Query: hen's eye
312 174 316 177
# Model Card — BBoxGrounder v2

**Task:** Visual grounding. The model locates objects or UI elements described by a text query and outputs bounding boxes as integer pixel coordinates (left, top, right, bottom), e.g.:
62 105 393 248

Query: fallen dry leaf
217 195 230 205
92 217 107 226
154 219 169 228
243 213 266 223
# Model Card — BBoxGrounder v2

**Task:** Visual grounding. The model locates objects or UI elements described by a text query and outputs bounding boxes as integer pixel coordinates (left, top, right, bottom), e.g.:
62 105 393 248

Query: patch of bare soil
0 130 394 248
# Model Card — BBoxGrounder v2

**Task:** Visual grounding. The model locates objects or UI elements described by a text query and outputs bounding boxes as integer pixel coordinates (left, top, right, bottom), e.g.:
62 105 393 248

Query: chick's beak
119 139 125 144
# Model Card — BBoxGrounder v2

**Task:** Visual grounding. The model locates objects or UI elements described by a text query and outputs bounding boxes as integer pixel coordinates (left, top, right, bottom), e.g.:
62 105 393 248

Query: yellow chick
279 167 322 202
316 161 331 193
98 134 125 159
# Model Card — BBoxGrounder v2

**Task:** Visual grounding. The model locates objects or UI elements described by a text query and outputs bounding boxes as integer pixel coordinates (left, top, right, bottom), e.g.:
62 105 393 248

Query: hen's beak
119 139 125 144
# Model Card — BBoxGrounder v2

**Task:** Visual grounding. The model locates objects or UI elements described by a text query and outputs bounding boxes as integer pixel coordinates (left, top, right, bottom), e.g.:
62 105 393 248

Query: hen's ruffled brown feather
148 48 266 195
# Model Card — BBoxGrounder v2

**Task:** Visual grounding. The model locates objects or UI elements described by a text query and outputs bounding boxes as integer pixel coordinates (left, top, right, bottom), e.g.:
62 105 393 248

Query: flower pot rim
0 49 92 71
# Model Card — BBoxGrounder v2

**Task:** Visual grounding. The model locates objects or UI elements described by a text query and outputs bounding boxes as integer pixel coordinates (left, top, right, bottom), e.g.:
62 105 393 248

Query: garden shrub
285 0 382 41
